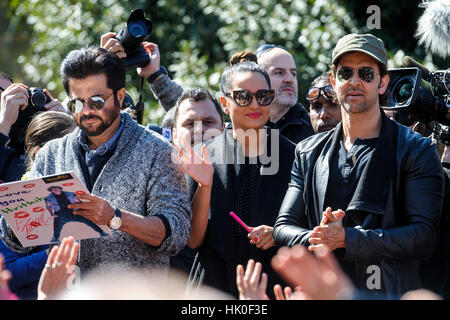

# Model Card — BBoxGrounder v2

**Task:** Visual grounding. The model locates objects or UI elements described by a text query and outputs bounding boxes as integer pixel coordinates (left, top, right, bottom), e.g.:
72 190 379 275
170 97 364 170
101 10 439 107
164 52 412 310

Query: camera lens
128 21 148 37
394 78 414 105
30 91 47 108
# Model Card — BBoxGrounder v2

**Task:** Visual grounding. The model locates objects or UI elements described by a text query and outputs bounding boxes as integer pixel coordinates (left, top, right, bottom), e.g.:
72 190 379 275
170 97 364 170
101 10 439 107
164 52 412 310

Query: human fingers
43 99 66 112
100 32 117 47
67 241 79 267
332 209 346 220
61 236 75 266
273 284 285 300
201 144 212 165
283 286 293 300
249 262 263 289
236 264 245 293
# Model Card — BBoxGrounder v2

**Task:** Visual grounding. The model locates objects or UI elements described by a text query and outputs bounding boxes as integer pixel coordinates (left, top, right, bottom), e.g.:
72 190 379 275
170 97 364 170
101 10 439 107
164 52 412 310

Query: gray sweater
0 113 191 276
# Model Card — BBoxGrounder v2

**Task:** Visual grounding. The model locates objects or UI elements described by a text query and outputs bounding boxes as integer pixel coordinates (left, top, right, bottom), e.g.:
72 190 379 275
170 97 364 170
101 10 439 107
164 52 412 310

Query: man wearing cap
273 33 444 295
256 45 315 144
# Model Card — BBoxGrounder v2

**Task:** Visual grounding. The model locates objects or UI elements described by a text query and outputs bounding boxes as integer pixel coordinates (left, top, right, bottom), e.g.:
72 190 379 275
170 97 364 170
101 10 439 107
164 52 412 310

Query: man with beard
0 47 191 277
256 45 315 144
273 34 444 295
307 72 342 133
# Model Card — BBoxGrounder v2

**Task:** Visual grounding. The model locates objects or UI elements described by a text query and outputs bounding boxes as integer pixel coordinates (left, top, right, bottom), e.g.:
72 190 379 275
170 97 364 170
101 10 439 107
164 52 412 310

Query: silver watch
109 208 122 230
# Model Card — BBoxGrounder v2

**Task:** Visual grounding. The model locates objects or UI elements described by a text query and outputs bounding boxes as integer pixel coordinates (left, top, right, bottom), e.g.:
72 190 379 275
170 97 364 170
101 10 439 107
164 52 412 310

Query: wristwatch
147 66 168 83
109 208 122 230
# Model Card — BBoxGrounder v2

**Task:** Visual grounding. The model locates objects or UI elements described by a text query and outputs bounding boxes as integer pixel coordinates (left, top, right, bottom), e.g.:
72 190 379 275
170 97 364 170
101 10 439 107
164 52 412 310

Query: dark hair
229 51 258 66
162 106 177 129
310 71 338 105
311 71 332 87
331 59 390 107
173 88 223 127
60 47 125 96
0 71 13 83
220 61 271 95
25 111 77 171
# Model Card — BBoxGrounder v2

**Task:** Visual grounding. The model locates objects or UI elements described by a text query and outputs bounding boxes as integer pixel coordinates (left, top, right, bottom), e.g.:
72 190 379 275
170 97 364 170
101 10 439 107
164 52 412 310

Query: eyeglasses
67 91 115 113
255 44 288 56
336 67 379 83
226 89 275 107
306 85 336 102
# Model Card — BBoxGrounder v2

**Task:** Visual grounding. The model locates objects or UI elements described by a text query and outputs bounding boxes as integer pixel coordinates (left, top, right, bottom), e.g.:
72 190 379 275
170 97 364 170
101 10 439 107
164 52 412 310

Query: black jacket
187 127 296 298
273 110 444 295
266 103 315 144
0 133 25 183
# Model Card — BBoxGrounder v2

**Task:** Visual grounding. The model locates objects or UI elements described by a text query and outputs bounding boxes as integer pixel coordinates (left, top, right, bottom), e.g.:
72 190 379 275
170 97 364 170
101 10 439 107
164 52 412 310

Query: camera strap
135 76 145 124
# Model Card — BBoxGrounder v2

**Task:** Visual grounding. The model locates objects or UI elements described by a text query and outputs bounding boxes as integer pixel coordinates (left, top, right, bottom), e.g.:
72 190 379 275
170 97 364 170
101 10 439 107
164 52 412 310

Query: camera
8 87 51 150
116 9 153 71
383 57 450 144
120 92 138 122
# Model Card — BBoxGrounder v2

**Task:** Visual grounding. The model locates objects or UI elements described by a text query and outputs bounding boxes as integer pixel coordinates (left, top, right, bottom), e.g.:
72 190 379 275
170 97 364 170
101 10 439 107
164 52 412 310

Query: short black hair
47 186 63 192
173 88 223 128
60 47 125 95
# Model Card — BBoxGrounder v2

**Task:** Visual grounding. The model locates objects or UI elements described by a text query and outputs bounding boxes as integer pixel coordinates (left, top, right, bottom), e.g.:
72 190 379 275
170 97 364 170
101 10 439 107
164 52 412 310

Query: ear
329 72 336 89
378 73 390 95
220 96 230 115
116 87 126 107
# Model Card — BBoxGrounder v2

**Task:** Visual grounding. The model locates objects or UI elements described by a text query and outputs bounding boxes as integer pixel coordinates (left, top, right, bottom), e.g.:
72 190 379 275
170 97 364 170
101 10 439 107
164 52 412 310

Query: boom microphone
402 56 432 82
415 0 450 58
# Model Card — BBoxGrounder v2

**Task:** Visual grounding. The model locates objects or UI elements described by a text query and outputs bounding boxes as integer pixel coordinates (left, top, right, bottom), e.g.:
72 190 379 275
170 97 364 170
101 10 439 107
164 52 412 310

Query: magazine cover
0 172 110 247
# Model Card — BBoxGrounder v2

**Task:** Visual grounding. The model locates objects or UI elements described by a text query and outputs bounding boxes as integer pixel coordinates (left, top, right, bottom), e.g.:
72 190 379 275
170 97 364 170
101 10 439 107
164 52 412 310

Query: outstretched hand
37 236 80 300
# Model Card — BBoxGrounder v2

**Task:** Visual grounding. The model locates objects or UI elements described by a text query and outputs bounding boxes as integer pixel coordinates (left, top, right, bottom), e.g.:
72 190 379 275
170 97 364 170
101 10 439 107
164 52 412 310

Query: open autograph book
0 172 110 247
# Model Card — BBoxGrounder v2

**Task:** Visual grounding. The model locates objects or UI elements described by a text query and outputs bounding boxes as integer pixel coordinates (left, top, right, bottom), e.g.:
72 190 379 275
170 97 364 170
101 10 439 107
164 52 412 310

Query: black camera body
8 87 51 150
383 64 450 144
116 9 153 71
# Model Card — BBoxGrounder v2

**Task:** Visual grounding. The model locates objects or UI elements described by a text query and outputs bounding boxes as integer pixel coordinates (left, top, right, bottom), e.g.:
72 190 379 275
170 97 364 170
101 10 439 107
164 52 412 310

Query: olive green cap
332 33 387 66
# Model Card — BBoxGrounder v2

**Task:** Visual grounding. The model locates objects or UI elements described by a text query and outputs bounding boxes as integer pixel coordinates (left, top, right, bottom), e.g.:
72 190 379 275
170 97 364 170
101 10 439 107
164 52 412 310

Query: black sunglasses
226 89 275 107
337 66 379 83
67 91 115 113
306 85 336 102
255 44 288 56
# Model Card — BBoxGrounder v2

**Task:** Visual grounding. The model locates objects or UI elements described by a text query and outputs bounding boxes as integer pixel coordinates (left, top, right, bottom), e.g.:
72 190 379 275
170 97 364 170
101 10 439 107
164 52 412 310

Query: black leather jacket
273 111 444 295
266 103 315 144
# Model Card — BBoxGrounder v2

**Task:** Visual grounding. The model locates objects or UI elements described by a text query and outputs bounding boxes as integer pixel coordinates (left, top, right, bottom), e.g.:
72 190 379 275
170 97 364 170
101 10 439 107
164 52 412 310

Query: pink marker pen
229 211 260 243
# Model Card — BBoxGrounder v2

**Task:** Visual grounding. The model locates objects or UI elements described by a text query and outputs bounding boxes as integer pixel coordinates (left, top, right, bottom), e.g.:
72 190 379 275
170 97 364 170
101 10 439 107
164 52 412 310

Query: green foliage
3 0 442 126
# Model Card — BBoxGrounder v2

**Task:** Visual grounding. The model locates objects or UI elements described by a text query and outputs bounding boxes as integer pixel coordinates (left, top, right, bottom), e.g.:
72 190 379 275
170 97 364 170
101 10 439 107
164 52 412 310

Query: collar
78 114 125 158
335 109 398 214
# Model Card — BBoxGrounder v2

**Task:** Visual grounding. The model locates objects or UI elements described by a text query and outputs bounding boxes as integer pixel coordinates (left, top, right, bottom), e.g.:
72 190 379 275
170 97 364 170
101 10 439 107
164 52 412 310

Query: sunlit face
258 48 298 108
309 80 342 133
331 52 389 115
220 71 271 131
173 98 224 146
68 74 123 137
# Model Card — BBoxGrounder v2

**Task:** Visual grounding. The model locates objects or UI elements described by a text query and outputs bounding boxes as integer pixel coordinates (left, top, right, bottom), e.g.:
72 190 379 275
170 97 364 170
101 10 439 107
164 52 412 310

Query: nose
319 104 333 120
283 72 295 84
348 70 362 85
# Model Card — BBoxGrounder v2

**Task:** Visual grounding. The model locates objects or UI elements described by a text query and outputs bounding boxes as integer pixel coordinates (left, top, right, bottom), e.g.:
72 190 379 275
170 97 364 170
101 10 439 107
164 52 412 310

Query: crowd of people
0 27 449 301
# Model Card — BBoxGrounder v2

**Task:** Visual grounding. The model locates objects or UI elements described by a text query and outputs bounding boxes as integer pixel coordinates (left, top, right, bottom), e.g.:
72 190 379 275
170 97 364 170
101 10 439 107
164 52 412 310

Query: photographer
100 33 183 112
0 72 67 183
